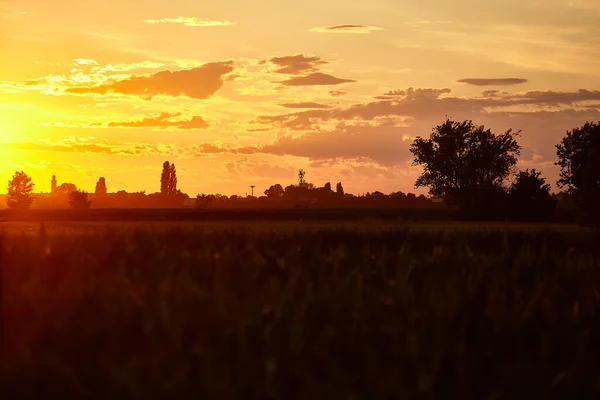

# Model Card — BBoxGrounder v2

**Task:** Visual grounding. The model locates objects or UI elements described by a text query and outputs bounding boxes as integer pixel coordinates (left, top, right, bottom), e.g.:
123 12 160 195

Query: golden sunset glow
1 0 599 196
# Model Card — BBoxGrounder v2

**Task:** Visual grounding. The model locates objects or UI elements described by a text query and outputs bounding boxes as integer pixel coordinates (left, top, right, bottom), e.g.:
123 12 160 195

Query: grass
1 221 600 399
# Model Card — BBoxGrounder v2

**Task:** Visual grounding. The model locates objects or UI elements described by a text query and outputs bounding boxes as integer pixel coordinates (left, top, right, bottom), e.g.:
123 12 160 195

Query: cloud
279 102 332 109
456 78 528 86
251 124 413 165
498 89 600 105
93 61 165 72
145 17 236 27
374 89 407 100
278 72 356 86
256 88 600 132
383 90 406 96
246 87 600 185
329 90 347 97
65 61 234 99
309 25 384 34
73 58 99 66
262 54 327 74
106 112 209 130
2 138 241 158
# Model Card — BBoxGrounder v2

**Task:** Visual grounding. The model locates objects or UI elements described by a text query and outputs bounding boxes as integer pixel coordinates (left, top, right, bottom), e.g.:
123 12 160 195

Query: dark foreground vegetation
0 205 578 223
2 222 600 398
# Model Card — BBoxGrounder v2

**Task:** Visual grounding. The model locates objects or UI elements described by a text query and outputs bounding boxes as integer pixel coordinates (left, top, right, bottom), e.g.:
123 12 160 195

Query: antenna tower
298 169 306 187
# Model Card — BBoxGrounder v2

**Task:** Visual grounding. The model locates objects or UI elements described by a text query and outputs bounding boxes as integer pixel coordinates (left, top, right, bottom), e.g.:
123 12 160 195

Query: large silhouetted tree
6 171 35 210
160 161 171 196
56 182 77 195
556 121 600 224
410 119 520 217
95 177 107 195
264 184 285 198
508 169 555 221
68 190 92 210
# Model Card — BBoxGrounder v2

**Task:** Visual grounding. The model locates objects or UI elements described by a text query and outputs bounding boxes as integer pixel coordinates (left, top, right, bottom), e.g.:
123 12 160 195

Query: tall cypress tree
169 163 178 196
160 161 170 196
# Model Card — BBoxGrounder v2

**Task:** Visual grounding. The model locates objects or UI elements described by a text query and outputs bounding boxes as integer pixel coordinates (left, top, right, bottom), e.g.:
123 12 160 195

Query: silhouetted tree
68 190 92 210
95 177 107 195
169 163 178 196
56 182 77 195
196 194 214 208
336 182 344 198
410 119 520 217
160 161 170 196
509 169 555 221
264 184 285 198
6 171 34 210
556 121 600 224
324 182 332 192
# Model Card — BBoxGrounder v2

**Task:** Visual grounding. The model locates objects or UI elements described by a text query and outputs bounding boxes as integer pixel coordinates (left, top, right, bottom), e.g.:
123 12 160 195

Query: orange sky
1 0 599 196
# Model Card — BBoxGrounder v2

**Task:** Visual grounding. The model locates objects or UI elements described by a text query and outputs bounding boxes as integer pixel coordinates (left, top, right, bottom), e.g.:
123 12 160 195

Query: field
2 221 600 398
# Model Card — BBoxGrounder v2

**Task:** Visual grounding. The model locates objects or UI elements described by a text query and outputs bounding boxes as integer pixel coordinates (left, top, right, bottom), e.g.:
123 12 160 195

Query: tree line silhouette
4 118 599 223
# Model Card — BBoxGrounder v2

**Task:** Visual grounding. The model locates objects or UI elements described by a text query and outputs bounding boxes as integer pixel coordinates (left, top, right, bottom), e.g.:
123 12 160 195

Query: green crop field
1 221 600 398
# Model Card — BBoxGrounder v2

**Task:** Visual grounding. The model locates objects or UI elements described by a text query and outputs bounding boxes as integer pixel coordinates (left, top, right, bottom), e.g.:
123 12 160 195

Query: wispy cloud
105 112 209 130
457 78 528 86
329 90 347 97
278 72 356 86
146 17 236 27
310 25 384 34
279 102 332 109
73 58 99 66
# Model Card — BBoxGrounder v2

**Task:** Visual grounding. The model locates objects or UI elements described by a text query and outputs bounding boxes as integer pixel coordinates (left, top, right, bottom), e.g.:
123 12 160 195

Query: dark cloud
262 54 327 75
500 89 600 105
457 78 528 86
278 72 356 86
329 90 347 97
279 102 332 109
66 61 234 99
177 116 210 130
106 112 209 130
374 90 408 100
482 90 503 97
310 25 384 33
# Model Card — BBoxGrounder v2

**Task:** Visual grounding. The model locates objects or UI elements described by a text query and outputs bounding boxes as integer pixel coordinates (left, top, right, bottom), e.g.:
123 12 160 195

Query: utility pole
250 185 255 197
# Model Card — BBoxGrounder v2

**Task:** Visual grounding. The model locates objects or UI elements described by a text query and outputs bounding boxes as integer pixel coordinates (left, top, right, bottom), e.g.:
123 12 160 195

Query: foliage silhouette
336 182 344 198
68 190 92 210
6 171 35 210
55 182 77 195
169 163 178 197
410 118 521 218
509 169 556 221
556 121 600 224
160 161 170 196
95 177 107 195
264 184 285 198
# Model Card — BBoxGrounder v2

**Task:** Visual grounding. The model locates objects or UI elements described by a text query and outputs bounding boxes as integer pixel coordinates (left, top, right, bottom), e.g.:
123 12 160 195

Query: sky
1 0 599 196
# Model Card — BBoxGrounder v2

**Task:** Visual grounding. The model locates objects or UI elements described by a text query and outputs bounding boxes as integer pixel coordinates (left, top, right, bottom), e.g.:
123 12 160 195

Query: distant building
51 174 57 195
